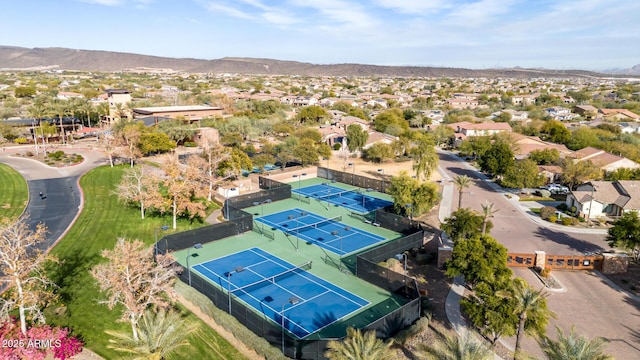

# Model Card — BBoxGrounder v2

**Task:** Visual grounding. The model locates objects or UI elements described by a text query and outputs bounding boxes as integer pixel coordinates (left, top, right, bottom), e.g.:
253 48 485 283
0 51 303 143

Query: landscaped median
44 165 245 359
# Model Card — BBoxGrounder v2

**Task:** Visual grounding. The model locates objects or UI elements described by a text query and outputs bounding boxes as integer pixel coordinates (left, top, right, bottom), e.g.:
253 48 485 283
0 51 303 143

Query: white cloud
204 1 255 19
373 0 450 14
77 0 152 6
447 0 516 27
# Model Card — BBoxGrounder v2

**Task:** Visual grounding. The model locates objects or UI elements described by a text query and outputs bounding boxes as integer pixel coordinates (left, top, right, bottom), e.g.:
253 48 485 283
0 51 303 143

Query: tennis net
229 261 312 294
315 189 361 202
283 215 343 235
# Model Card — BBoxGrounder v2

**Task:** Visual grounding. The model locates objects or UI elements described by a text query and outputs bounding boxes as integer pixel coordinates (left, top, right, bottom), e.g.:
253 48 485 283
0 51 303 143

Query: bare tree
0 216 56 335
198 140 231 201
91 238 179 341
115 166 162 219
160 155 207 229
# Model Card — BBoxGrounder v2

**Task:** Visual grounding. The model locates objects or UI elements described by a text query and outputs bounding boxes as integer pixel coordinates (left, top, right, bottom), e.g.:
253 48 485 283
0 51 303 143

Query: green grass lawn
45 165 243 359
0 163 29 219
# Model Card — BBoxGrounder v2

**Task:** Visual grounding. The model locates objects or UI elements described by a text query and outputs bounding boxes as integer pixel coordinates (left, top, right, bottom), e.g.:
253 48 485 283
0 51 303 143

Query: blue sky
2 0 639 70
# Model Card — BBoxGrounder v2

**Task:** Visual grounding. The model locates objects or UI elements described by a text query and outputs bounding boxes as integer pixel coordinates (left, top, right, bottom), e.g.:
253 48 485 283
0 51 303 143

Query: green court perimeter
174 177 407 340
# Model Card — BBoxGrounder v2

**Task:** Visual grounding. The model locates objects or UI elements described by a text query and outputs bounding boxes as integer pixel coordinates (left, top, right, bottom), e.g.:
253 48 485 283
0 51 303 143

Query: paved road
0 145 107 249
437 149 639 359
437 149 610 255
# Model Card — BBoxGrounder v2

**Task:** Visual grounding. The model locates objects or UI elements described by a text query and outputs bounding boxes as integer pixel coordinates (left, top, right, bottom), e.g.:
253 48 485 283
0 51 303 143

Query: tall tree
198 142 231 201
478 142 514 177
106 308 200 360
540 120 571 145
606 211 640 261
27 99 48 155
91 238 179 341
387 171 439 217
480 201 498 235
561 159 602 190
119 122 144 167
346 124 369 153
461 279 517 344
160 155 208 229
115 166 162 219
539 326 613 360
411 136 439 181
50 99 72 144
324 327 394 360
0 217 55 335
501 158 545 190
441 208 489 242
445 234 510 288
418 330 492 360
498 278 553 358
157 119 197 146
453 175 472 209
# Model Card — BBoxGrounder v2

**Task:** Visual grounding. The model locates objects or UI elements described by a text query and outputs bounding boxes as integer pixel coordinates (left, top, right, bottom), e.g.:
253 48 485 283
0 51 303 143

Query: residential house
446 98 480 109
565 180 640 220
538 165 563 184
511 94 538 106
362 131 398 150
511 133 572 159
573 105 598 120
57 91 84 100
545 106 575 121
447 121 512 137
337 116 370 131
599 109 640 122
569 146 640 173
131 105 224 123
319 126 346 149
618 122 640 134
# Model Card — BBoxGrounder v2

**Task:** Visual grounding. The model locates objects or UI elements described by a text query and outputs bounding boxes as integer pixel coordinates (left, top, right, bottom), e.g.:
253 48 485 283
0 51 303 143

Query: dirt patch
603 259 640 297
15 149 84 167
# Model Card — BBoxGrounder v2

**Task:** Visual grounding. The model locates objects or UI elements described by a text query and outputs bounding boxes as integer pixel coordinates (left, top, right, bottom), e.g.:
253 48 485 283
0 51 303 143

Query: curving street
437 148 640 359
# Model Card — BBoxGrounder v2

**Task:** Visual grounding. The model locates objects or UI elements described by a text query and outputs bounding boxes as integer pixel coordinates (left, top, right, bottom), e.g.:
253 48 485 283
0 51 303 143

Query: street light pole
187 243 203 286
227 266 245 314
154 225 169 258
224 188 231 220
281 296 300 355
348 163 355 185
377 168 384 192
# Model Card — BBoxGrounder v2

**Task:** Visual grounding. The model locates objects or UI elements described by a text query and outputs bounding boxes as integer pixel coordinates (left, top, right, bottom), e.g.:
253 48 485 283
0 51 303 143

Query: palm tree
539 326 612 360
106 308 198 360
419 329 492 360
49 99 71 144
480 201 499 235
325 327 394 360
27 99 48 155
501 278 553 359
453 175 472 209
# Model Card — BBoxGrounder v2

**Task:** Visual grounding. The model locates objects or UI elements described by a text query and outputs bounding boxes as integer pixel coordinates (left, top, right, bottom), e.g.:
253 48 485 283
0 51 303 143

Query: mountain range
1 45 639 78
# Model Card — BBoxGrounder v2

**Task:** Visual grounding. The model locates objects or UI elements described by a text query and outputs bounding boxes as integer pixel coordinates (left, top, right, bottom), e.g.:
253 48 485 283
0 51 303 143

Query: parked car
540 184 569 194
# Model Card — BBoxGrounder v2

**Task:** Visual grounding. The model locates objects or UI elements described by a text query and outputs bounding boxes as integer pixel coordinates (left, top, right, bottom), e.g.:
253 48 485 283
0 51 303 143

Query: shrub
184 141 196 147
14 137 27 144
540 206 556 220
578 217 586 223
556 203 568 211
569 206 577 214
548 215 557 223
561 217 573 226
540 268 551 278
535 189 551 198
393 315 431 345
48 150 65 160
24 151 34 157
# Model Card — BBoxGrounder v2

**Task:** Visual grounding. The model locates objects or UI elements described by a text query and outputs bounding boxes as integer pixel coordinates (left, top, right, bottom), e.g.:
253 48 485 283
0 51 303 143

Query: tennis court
255 208 387 255
192 247 369 338
293 183 392 213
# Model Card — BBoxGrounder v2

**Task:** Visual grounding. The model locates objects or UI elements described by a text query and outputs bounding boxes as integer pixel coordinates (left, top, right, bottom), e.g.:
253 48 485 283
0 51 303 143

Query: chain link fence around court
157 174 430 359
317 167 388 193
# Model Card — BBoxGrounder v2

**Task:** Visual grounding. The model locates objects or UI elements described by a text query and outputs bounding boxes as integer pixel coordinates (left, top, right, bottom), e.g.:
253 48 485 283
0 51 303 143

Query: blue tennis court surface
293 184 392 213
192 248 369 338
255 208 387 255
